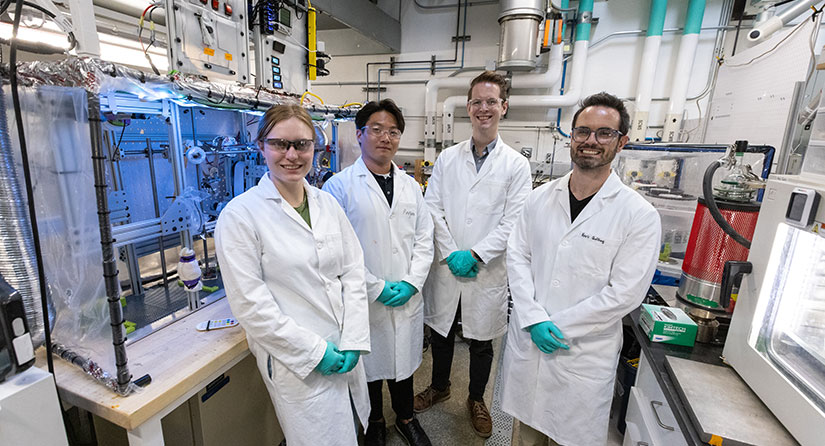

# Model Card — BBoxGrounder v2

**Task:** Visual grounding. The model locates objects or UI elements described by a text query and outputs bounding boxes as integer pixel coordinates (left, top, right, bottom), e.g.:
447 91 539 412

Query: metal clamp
637 442 649 446
650 400 675 431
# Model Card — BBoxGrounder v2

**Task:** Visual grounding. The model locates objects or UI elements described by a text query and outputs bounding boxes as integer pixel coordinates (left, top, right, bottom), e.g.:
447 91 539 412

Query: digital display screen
272 66 280 74
273 75 281 81
279 8 291 28
272 57 280 65
273 82 283 89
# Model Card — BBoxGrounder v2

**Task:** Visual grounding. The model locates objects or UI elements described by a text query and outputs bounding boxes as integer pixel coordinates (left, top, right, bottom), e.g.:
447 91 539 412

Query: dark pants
368 376 415 421
430 302 494 402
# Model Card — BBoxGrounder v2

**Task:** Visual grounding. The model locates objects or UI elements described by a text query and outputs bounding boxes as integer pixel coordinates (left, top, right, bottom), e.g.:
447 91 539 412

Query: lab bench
40 298 283 446
622 287 797 446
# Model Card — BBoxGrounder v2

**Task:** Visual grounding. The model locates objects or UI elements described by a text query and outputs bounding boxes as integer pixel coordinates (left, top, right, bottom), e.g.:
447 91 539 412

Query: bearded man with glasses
499 92 661 446
414 71 532 438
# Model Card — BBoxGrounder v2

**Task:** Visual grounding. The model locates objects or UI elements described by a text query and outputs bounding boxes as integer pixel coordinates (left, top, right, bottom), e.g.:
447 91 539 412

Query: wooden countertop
39 298 248 430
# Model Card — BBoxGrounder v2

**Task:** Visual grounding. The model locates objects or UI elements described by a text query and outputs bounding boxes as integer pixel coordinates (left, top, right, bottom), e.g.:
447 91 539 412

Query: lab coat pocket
571 236 621 279
319 232 345 276
475 180 507 215
394 201 418 240
269 354 330 403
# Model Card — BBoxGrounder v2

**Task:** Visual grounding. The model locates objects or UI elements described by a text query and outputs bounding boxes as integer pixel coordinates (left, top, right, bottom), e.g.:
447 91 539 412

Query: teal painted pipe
684 0 706 35
575 0 594 41
561 0 569 39
648 0 668 37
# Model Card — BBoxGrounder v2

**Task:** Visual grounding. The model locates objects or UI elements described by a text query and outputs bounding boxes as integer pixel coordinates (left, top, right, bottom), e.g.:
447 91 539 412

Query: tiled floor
369 336 626 445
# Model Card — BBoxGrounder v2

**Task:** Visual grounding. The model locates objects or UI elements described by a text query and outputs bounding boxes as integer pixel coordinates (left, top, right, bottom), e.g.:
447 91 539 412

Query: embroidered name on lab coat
580 232 605 244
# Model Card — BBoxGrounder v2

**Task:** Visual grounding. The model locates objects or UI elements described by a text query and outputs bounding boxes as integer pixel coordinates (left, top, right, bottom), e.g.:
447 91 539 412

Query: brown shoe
413 385 451 413
467 398 492 438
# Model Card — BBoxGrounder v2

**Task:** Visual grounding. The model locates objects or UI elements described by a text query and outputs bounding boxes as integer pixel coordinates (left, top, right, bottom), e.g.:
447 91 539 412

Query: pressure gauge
786 187 820 228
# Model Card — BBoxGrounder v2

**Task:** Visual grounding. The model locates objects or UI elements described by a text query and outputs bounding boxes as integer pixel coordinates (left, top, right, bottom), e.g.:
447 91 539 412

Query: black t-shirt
569 188 596 223
371 169 394 206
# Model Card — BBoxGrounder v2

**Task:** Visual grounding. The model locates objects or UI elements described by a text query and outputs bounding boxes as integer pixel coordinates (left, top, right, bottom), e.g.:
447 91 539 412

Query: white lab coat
500 171 661 446
323 157 434 382
422 137 532 340
214 174 371 446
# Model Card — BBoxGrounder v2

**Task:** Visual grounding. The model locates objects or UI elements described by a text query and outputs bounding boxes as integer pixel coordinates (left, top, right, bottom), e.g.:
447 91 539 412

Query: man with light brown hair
414 71 532 438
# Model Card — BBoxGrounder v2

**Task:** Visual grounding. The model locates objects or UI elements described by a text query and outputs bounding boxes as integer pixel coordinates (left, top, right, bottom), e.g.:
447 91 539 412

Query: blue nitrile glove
337 350 360 373
529 321 569 354
377 281 400 305
315 341 345 375
446 250 478 277
384 281 417 307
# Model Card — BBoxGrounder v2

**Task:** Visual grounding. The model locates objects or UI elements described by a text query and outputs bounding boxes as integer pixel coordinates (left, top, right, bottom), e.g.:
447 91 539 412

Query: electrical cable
9 0 54 374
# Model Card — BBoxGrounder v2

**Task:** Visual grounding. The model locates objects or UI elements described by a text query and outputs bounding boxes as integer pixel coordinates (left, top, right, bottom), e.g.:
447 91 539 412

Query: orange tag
203 47 215 56
709 435 724 446
224 53 233 61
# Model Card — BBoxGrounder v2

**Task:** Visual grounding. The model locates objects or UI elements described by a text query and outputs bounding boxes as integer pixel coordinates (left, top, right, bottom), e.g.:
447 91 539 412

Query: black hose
88 94 131 393
9 0 53 373
702 161 752 249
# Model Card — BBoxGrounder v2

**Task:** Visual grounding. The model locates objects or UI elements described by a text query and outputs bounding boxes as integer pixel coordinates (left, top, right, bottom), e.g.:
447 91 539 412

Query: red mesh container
682 197 760 283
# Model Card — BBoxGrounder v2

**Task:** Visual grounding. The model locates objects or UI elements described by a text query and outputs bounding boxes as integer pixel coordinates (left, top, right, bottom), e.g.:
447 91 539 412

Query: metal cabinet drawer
624 352 688 446
624 387 654 446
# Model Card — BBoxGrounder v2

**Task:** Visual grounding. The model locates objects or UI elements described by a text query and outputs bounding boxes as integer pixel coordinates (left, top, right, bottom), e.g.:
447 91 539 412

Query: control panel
165 0 251 83
249 0 308 92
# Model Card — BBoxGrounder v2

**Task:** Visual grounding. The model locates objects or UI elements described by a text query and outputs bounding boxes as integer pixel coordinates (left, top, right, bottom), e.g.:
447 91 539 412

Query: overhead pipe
662 0 705 142
506 0 594 108
748 0 820 43
629 0 668 142
429 0 592 154
440 42 565 145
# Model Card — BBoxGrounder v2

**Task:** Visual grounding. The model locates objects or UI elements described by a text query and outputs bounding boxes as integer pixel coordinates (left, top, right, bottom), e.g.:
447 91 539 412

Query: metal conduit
0 85 45 346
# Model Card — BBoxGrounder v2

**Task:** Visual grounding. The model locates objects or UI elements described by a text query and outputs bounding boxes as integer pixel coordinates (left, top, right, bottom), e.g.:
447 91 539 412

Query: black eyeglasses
263 138 315 153
571 127 623 144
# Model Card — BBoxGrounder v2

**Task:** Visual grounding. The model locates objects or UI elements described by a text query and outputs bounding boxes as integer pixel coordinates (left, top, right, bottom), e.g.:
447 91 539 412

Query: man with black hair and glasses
499 92 661 446
414 71 531 439
324 99 434 446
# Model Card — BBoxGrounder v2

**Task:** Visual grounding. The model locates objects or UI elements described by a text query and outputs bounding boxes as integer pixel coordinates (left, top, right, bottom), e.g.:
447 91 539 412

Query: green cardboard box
638 304 698 347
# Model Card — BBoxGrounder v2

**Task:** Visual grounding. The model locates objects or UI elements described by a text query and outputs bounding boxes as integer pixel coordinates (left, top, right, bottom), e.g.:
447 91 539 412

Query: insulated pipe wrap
0 86 45 346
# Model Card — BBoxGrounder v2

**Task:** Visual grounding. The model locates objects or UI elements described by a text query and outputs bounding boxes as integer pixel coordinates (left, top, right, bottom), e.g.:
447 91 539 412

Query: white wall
312 0 729 164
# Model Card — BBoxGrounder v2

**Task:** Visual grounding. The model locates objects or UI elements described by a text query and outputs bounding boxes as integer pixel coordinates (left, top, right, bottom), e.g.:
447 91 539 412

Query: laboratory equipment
0 275 35 381
678 196 759 314
724 173 825 446
497 0 544 71
677 142 766 318
164 0 251 83
615 144 774 276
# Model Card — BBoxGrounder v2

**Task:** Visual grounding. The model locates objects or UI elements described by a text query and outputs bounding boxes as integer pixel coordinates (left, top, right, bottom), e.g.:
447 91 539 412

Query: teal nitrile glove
337 350 360 373
315 341 345 375
465 263 479 278
529 321 569 354
377 281 400 304
384 281 417 307
446 250 478 277
445 251 462 275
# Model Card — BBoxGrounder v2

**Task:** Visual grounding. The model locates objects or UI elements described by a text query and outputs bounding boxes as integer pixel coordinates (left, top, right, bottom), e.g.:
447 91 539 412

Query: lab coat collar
554 170 623 233
462 135 504 186
255 173 318 232
352 156 404 211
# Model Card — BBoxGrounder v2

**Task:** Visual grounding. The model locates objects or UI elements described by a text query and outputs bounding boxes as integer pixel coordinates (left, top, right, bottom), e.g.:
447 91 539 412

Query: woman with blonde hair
215 104 370 446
